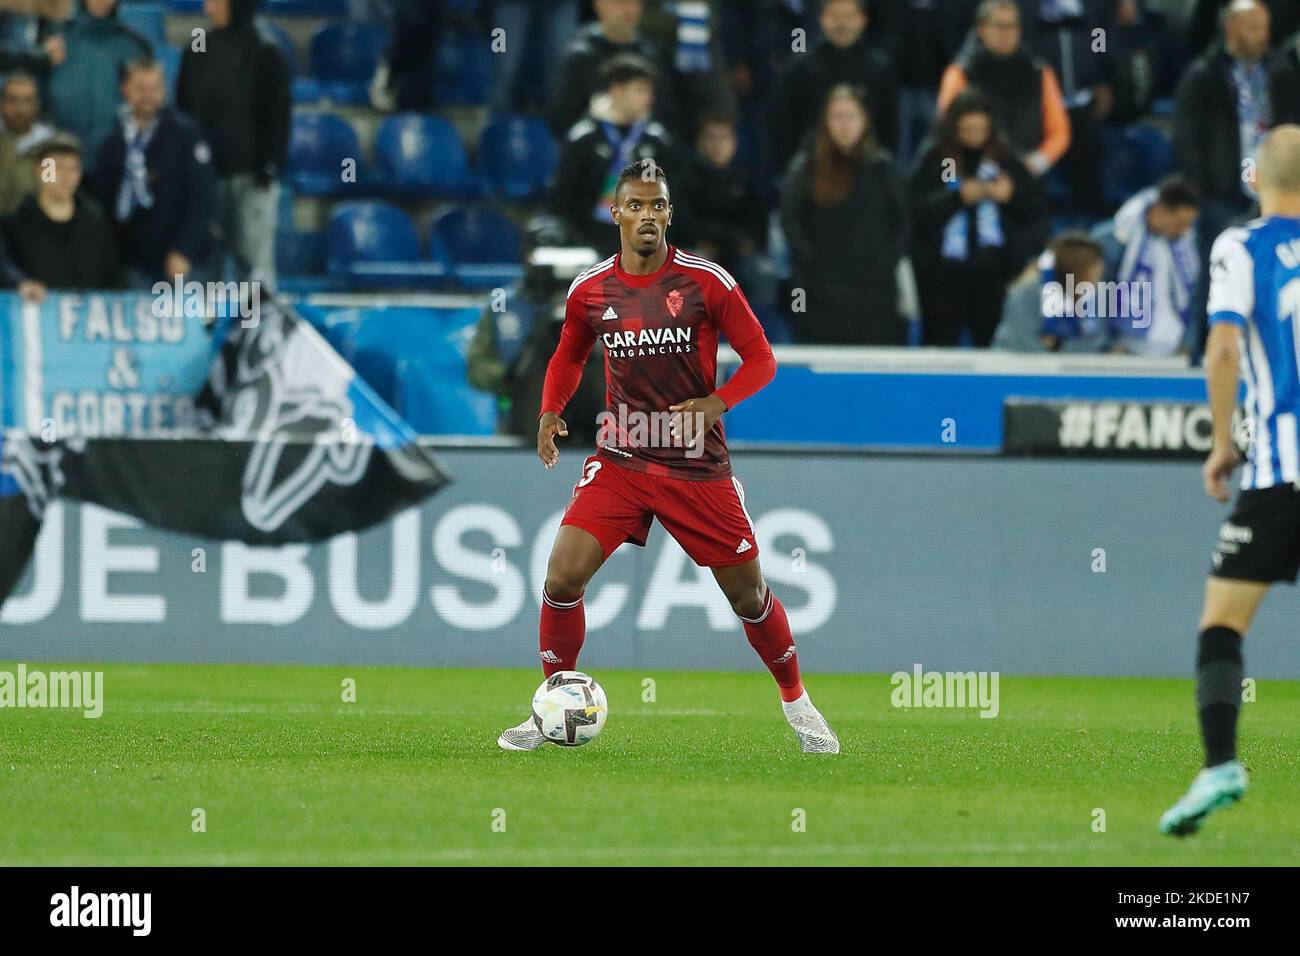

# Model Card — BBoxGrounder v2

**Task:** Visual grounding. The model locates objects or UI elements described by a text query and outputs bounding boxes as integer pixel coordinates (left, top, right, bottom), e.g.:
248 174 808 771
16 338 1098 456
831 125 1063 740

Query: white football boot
497 716 545 751
782 692 840 754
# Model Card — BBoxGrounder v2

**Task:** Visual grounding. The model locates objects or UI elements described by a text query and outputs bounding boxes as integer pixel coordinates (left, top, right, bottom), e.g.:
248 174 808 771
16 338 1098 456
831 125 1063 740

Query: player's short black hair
1155 174 1201 210
614 158 671 203
600 53 657 91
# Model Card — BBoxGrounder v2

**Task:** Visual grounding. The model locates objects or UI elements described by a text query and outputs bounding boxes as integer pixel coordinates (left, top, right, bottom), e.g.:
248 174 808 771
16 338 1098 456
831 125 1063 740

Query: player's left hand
667 395 727 450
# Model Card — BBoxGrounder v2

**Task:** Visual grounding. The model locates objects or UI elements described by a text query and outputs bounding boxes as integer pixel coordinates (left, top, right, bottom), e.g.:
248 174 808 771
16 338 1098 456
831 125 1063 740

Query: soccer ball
532 671 608 746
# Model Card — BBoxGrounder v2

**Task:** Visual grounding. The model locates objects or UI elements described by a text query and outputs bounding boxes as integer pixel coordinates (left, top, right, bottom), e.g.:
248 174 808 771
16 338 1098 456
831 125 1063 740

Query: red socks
740 589 804 702
541 585 802 703
539 588 586 676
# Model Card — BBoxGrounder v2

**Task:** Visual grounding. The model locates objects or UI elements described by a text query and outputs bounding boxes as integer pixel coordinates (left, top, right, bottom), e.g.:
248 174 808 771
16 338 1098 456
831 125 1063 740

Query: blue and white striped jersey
1208 217 1300 489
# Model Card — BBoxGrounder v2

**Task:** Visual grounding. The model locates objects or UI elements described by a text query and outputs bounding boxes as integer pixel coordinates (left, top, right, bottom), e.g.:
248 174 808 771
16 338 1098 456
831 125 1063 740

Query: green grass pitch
1 662 1296 866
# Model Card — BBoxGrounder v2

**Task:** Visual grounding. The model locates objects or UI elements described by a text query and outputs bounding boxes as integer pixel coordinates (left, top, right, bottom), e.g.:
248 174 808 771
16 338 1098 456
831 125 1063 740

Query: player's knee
730 587 767 620
544 567 590 603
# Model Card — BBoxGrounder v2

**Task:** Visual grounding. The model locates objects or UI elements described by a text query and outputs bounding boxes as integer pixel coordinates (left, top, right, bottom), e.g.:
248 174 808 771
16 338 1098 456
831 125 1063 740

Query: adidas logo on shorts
735 538 752 554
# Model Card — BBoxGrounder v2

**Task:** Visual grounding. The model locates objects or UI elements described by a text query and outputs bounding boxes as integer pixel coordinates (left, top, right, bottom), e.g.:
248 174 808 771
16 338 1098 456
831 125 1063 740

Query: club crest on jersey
665 289 683 318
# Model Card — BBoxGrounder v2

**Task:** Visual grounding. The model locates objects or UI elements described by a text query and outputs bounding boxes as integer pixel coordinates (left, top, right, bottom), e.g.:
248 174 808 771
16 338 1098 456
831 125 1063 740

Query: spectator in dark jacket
1 71 54 155
550 53 676 256
176 0 290 289
780 83 908 345
1174 0 1271 358
91 56 216 288
548 0 682 139
678 114 768 272
770 0 899 175
938 0 1072 178
0 133 117 296
1268 27 1300 125
1190 0 1296 57
1016 0 1115 215
910 89 1041 346
45 0 149 174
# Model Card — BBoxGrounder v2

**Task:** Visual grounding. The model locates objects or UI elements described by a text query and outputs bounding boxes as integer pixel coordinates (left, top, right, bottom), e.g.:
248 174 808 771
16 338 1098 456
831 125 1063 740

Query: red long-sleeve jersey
540 245 776 481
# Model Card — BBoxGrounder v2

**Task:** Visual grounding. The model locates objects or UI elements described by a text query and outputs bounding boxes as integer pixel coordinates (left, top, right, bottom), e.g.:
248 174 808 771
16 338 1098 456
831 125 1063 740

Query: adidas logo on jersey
735 538 752 554
601 306 619 322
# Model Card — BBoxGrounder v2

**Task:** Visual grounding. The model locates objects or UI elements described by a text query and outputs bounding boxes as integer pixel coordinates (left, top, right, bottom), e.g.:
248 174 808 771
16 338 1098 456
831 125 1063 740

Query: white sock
781 690 814 719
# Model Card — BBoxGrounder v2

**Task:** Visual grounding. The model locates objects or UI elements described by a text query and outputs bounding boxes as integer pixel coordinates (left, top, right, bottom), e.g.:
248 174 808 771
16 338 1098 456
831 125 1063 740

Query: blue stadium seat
309 23 387 105
429 206 524 290
327 202 446 289
275 230 327 276
1103 125 1174 207
119 2 166 49
373 114 476 197
432 29 492 105
287 112 369 195
477 116 558 200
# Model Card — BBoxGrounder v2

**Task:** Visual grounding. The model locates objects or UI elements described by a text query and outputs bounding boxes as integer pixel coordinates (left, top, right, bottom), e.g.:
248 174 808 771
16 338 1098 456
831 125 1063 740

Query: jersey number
574 460 602 494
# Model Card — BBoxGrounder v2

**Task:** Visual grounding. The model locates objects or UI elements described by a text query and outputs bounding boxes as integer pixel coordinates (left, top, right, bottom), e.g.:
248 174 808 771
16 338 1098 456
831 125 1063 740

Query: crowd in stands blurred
0 0 1296 430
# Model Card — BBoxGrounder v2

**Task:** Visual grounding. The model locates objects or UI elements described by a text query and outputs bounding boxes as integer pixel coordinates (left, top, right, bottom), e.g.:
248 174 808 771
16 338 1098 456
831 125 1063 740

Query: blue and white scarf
941 159 1006 261
593 119 649 221
673 1 712 73
115 107 157 222
1231 57 1271 197
1111 186 1199 355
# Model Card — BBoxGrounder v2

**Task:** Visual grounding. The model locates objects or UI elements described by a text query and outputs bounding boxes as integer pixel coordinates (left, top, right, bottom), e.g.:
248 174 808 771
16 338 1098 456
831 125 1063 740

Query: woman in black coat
908 88 1043 347
779 83 908 346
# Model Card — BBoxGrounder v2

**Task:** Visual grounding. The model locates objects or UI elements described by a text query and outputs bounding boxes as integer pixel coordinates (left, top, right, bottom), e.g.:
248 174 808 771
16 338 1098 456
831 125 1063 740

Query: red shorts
560 454 760 567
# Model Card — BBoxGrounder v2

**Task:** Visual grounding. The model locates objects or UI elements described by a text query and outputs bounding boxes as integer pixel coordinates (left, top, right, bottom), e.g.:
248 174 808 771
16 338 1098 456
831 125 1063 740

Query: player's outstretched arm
538 412 569 470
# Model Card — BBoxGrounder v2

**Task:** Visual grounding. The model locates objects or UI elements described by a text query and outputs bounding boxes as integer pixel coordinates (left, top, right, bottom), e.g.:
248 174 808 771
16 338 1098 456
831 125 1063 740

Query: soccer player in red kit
498 160 840 753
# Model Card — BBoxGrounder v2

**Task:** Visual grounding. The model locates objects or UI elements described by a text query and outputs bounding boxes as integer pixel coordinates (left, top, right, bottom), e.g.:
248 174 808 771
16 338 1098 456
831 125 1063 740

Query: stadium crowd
0 0 1289 372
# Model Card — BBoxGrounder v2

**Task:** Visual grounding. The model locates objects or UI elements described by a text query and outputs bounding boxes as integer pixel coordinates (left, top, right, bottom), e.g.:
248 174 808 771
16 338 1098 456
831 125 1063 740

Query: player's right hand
538 412 568 470
1203 443 1238 503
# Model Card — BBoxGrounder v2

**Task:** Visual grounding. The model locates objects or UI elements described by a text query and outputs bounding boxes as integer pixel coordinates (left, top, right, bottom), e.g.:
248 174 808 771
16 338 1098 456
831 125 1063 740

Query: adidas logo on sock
540 650 561 664
773 645 796 665
735 538 752 554
601 306 619 321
